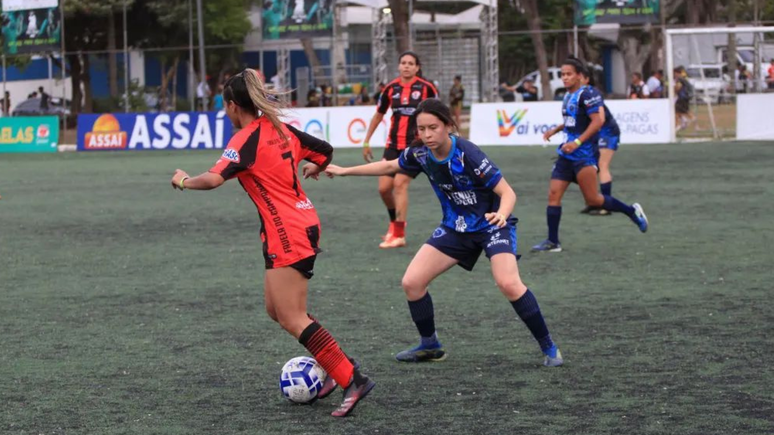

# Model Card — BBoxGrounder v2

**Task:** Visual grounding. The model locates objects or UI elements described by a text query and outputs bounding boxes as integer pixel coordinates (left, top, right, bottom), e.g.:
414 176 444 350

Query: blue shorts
598 135 620 151
426 218 518 271
551 155 598 183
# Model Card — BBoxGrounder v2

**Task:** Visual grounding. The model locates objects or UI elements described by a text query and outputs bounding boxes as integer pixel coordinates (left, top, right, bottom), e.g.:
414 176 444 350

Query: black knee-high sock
510 289 554 352
600 181 612 196
547 206 562 244
407 292 436 338
387 208 397 222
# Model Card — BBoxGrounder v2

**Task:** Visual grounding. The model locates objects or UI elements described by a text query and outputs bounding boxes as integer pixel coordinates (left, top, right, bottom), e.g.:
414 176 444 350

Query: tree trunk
171 56 180 110
388 0 410 54
68 54 83 115
522 0 552 101
159 58 177 112
83 54 94 113
300 38 325 80
108 11 119 99
618 28 652 88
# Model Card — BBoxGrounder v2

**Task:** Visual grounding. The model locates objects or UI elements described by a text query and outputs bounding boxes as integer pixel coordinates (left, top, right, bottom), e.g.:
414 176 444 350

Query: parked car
685 64 729 104
12 97 76 128
513 64 604 100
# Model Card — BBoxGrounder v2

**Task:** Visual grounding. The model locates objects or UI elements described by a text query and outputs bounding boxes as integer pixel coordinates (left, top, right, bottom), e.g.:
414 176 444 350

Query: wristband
573 138 582 146
179 176 189 189
363 141 370 148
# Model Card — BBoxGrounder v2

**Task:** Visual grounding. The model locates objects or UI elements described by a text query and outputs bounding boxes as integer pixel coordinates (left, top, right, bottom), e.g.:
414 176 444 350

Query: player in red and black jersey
362 51 438 249
169 69 374 417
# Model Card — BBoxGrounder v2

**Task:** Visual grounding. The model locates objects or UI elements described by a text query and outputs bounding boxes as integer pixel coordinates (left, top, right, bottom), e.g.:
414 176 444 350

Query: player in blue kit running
323 99 563 367
533 57 648 253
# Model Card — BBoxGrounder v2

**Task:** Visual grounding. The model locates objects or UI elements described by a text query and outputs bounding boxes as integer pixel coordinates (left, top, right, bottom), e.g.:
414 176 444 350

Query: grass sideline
1 142 773 434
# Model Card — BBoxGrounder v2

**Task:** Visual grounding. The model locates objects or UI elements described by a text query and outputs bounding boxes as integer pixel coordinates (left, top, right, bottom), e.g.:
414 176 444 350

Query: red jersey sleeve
286 124 333 168
209 126 260 179
377 84 392 115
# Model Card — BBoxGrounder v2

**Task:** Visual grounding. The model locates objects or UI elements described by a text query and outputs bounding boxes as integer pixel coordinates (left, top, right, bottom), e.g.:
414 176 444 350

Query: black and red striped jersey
376 76 438 150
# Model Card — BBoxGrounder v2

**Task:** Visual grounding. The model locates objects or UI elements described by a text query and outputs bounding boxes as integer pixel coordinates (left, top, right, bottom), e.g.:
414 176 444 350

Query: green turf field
1 142 773 434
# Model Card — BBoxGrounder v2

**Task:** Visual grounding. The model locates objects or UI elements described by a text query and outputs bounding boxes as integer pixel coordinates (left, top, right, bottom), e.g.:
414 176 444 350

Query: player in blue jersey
532 57 648 253
323 99 563 367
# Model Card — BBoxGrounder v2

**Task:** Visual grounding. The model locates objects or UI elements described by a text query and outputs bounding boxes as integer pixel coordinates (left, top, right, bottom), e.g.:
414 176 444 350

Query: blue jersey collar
429 135 457 164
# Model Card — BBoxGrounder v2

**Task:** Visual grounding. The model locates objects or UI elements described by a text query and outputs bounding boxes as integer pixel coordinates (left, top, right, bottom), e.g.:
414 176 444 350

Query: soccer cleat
632 203 648 233
588 208 610 216
381 223 394 241
531 239 562 253
318 358 360 400
379 234 406 249
331 370 376 418
579 206 593 214
543 347 564 367
395 341 447 363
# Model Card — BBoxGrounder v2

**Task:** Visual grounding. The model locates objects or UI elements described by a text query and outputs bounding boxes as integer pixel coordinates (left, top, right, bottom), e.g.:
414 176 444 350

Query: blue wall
0 57 65 81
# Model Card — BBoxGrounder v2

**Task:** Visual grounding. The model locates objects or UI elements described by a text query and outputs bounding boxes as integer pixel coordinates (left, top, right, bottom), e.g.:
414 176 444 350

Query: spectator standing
39 86 50 110
628 73 650 99
646 70 663 98
767 59 774 90
448 75 465 127
516 80 538 102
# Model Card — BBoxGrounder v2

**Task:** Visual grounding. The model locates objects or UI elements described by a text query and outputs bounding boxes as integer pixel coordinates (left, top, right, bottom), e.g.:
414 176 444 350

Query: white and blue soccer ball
279 356 326 403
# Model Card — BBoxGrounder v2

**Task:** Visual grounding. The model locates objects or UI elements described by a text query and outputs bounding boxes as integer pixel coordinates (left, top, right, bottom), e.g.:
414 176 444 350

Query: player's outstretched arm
325 159 401 177
543 124 564 142
484 178 517 228
171 169 225 191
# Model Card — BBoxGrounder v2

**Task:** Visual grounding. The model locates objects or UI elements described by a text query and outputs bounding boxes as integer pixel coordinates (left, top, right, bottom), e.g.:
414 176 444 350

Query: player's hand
302 163 322 180
485 212 507 228
324 164 347 178
560 142 578 154
171 169 189 190
542 130 554 142
362 143 373 163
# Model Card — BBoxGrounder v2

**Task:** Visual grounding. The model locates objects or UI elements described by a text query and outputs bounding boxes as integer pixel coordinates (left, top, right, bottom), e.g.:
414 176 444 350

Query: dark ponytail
563 55 589 76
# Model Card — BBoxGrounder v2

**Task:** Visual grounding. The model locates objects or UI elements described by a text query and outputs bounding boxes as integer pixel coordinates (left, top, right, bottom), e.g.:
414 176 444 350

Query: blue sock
600 181 612 196
421 332 440 347
546 206 562 244
510 290 555 354
602 195 634 218
407 292 436 339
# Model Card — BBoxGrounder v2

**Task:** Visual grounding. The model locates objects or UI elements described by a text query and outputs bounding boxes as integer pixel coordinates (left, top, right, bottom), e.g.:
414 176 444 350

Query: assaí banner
0 116 59 153
77 112 234 151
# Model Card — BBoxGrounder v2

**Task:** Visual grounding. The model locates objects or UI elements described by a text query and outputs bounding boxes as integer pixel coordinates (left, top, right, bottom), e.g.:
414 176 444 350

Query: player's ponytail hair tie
413 99 459 134
224 69 289 142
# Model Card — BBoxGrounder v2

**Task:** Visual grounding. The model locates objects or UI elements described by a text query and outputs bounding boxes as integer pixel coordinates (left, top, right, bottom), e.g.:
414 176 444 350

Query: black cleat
331 370 375 417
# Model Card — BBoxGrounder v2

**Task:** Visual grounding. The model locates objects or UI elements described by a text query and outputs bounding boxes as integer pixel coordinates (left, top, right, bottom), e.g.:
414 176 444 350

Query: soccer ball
279 356 326 403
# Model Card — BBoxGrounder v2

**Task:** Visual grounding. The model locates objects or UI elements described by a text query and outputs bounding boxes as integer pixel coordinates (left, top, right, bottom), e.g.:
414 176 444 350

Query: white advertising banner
283 106 392 148
470 99 671 146
736 94 774 140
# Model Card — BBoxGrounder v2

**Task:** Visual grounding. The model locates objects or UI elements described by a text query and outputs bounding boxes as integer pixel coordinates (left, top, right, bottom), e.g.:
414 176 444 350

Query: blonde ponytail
243 69 289 142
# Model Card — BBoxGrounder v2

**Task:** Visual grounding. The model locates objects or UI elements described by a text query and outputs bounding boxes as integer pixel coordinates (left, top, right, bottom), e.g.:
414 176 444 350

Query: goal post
665 26 774 142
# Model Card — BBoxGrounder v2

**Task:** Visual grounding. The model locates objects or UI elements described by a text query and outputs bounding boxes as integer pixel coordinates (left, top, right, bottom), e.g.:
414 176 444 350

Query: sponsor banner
574 0 660 26
470 99 670 146
327 106 391 148
77 112 233 151
0 116 59 153
737 94 774 140
262 0 333 40
283 106 392 148
2 1 61 54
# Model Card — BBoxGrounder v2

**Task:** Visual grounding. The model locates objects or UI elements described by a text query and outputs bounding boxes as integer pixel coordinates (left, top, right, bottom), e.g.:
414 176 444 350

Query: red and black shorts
262 224 321 279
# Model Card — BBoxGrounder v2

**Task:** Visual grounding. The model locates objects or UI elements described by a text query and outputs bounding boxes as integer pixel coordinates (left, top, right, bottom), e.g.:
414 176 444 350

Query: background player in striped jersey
325 99 563 368
169 69 374 417
533 57 648 253
361 51 438 249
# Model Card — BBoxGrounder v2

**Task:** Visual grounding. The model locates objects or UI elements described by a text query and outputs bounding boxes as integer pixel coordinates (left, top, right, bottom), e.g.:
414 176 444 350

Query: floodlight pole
123 0 129 113
196 0 207 111
189 0 195 112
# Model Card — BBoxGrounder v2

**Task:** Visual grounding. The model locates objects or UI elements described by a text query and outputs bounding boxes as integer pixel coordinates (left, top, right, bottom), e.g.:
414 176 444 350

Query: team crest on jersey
411 90 421 100
221 148 240 163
